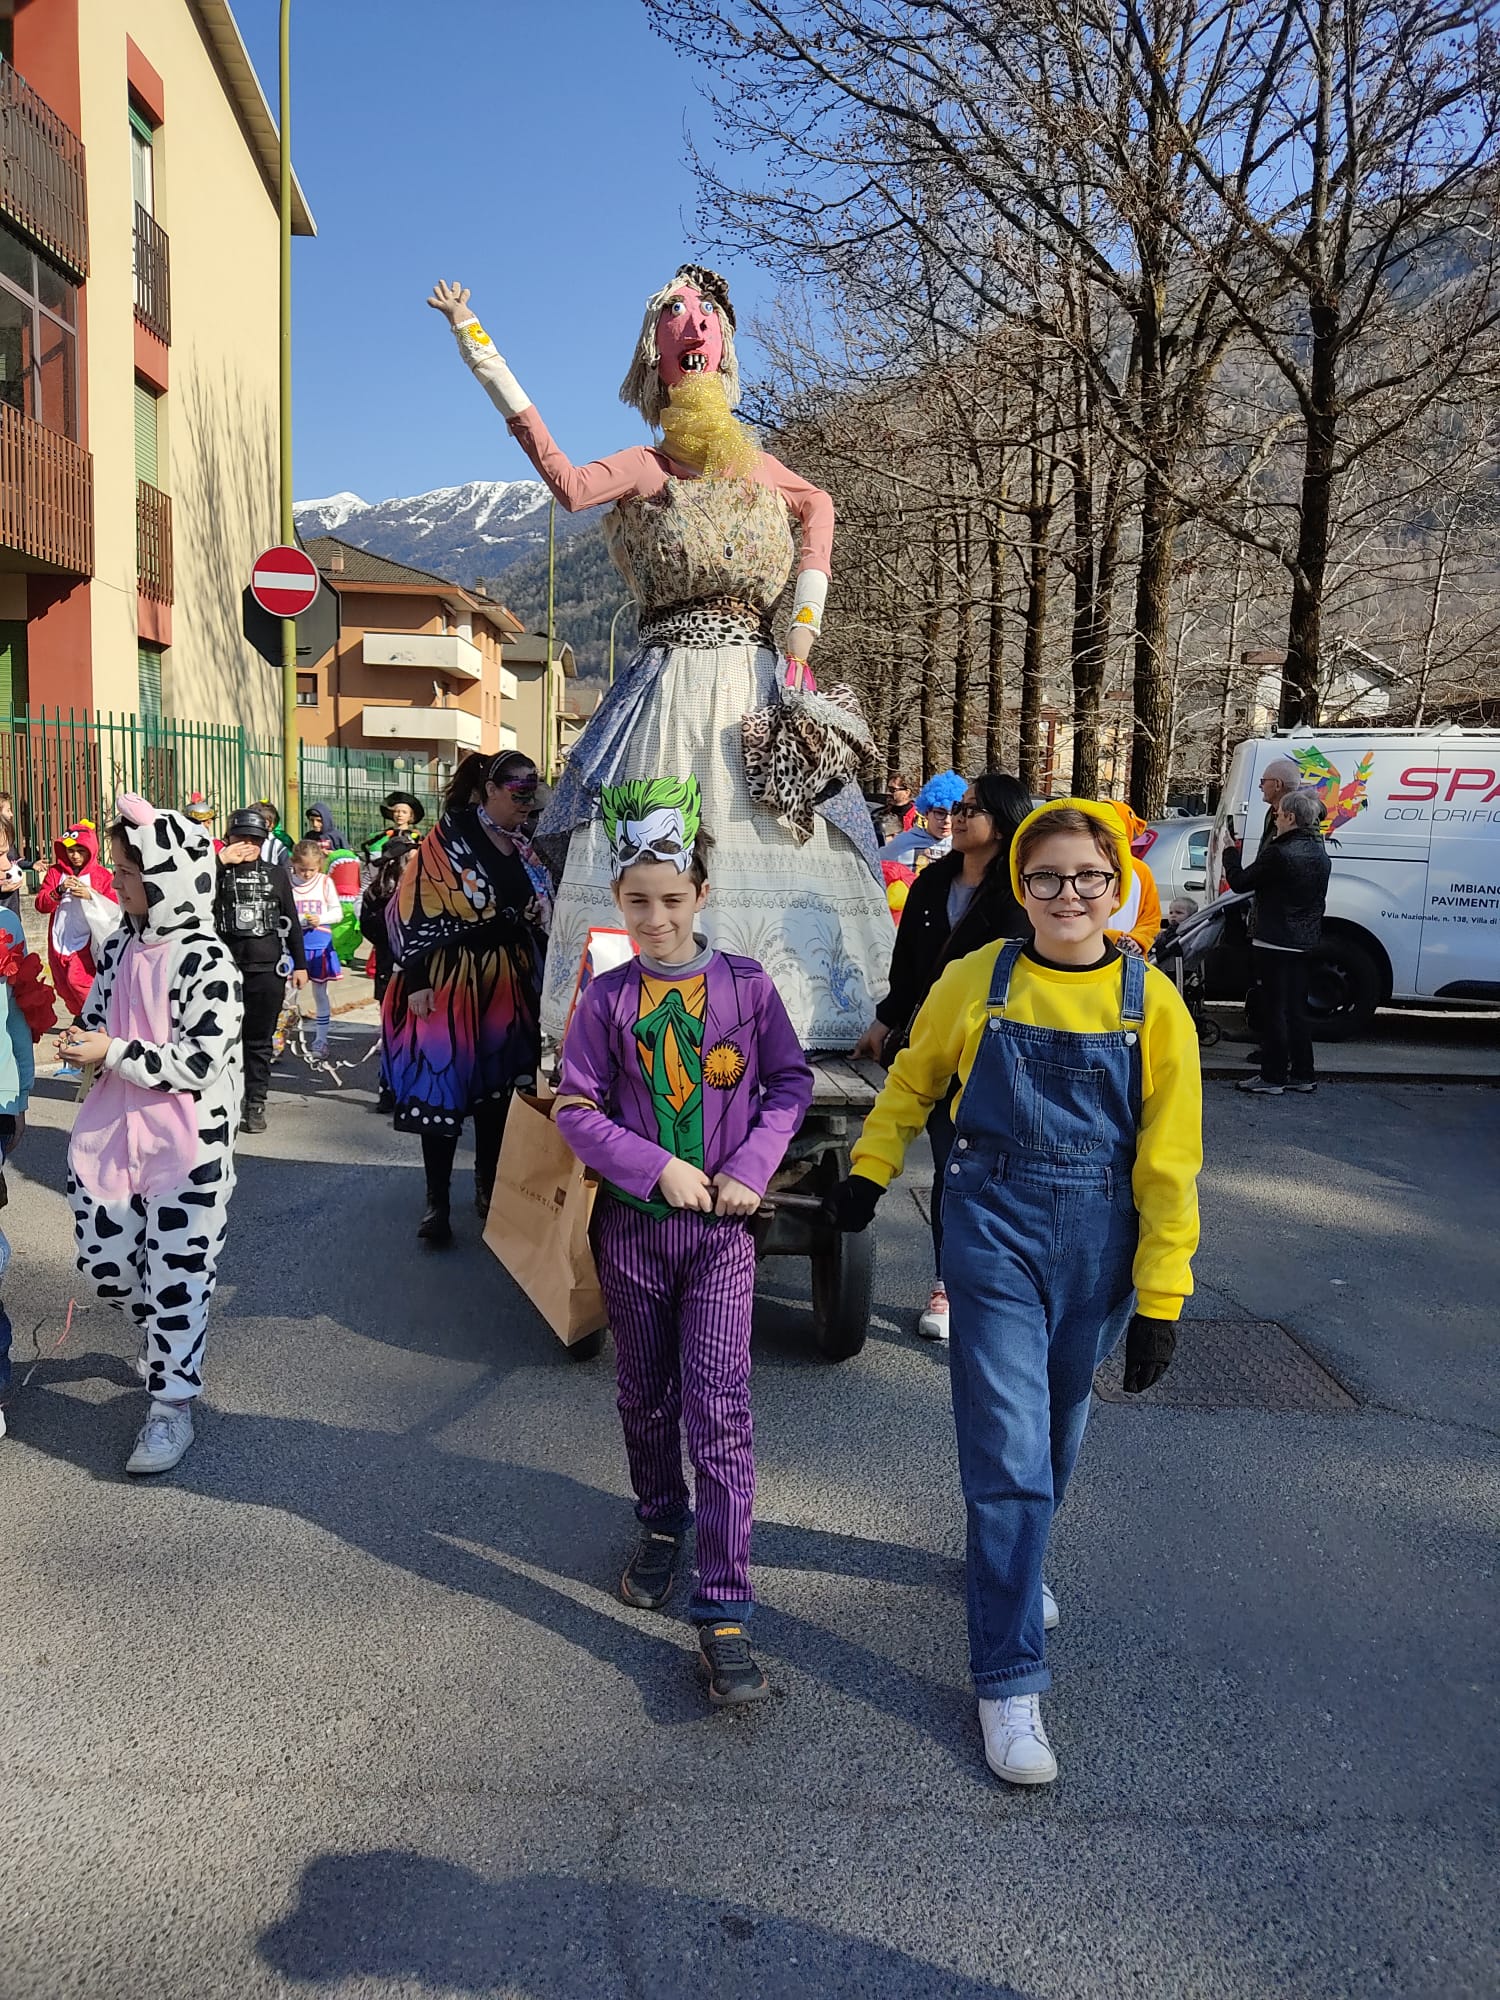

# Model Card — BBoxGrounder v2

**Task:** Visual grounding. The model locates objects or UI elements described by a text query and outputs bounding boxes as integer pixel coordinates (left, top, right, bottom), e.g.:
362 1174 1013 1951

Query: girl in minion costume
826 798 1203 1786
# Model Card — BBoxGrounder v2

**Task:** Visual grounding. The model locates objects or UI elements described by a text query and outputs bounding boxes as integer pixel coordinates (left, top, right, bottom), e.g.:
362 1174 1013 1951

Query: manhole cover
1094 1318 1360 1412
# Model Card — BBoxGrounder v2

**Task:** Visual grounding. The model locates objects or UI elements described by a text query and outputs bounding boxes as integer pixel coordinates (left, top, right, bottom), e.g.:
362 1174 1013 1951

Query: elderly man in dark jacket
1225 788 1331 1095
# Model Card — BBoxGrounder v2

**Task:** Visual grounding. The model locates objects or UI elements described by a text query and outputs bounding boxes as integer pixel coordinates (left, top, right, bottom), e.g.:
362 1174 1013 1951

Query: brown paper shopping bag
484 1092 607 1346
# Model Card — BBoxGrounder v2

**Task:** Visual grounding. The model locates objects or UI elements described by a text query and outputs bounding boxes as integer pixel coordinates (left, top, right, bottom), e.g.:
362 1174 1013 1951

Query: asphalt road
2 1019 1496 2000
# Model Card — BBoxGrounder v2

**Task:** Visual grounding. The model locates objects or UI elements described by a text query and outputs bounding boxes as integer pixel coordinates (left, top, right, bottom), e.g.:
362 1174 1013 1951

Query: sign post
278 0 299 836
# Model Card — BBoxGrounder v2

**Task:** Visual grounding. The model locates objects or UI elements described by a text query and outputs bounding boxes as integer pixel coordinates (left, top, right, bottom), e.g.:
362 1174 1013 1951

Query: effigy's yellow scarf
658 374 760 479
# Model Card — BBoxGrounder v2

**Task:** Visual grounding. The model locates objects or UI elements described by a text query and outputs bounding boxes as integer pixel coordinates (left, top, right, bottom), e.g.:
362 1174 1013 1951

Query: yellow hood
1009 797 1135 915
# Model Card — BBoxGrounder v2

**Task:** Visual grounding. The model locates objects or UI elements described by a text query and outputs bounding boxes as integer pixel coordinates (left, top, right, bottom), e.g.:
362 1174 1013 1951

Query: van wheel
1306 937 1381 1040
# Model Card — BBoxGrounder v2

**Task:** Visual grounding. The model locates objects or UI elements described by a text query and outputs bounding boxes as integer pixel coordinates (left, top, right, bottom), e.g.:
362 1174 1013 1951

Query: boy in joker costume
428 269 891 1052
556 776 812 1706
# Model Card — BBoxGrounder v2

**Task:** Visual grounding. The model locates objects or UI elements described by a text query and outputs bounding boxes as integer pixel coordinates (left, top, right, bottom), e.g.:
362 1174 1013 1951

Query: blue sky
235 0 768 506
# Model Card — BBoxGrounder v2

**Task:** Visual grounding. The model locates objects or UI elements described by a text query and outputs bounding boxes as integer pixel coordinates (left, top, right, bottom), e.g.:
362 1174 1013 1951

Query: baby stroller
1150 889 1252 1047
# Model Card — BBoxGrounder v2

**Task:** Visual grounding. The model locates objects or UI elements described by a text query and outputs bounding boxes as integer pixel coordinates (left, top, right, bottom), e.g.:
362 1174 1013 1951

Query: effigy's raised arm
760 452 832 659
427 278 652 513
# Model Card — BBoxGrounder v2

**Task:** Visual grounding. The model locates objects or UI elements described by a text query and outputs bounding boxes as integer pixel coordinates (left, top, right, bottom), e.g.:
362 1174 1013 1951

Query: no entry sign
250 544 320 618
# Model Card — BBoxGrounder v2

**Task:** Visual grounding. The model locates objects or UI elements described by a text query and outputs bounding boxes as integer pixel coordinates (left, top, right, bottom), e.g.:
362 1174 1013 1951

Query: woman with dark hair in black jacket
854 770 1032 1340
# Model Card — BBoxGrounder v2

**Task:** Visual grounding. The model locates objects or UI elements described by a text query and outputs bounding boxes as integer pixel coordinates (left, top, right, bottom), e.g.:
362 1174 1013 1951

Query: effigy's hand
427 279 475 326
786 625 814 665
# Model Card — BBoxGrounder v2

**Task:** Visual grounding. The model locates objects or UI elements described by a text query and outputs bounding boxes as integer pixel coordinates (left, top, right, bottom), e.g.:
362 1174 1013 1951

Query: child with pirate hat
555 775 812 1708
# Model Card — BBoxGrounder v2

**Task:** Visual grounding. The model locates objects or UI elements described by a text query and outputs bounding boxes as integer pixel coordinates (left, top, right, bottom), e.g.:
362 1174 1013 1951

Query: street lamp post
278 0 299 835
608 598 633 685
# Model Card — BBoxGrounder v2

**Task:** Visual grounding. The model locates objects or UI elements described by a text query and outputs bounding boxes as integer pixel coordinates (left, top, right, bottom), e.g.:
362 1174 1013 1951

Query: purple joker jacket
556 951 814 1204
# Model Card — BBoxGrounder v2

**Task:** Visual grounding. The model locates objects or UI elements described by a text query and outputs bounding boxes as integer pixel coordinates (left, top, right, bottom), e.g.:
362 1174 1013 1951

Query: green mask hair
600 776 703 873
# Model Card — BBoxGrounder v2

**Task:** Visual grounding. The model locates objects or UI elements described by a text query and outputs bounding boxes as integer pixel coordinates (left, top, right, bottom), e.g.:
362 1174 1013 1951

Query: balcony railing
133 204 170 344
0 58 88 279
136 480 172 603
0 399 92 574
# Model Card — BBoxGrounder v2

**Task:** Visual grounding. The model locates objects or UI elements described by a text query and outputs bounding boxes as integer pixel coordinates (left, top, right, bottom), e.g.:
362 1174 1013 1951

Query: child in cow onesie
35 820 119 1020
59 796 244 1476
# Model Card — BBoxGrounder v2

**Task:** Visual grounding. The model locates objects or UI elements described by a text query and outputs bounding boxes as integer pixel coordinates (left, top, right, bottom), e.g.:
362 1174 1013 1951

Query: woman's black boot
417 1185 453 1244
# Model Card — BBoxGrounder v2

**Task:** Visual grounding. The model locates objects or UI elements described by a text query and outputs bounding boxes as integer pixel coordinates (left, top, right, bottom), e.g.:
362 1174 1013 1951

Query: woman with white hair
426 269 891 1051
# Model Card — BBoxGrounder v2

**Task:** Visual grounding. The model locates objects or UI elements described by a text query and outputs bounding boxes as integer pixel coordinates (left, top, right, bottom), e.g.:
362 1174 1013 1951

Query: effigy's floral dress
539 475 891 1049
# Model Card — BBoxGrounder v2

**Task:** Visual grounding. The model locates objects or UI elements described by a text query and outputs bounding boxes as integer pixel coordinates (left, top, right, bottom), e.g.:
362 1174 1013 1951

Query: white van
1207 727 1500 1035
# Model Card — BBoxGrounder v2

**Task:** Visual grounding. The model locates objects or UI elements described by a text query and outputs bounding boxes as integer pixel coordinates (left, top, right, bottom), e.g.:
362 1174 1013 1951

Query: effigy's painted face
655 285 723 387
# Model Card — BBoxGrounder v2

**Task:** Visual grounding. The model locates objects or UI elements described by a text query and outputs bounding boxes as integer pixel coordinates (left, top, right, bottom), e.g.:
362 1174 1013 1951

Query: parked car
1206 727 1500 1036
1136 816 1212 907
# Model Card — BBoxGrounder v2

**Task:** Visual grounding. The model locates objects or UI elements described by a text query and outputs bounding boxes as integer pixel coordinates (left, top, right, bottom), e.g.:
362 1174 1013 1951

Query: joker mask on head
601 776 703 879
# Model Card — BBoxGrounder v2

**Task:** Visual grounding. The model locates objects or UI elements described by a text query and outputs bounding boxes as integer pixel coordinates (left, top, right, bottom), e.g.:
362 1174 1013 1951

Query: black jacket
214 858 307 973
1224 828 1330 951
877 849 1029 1040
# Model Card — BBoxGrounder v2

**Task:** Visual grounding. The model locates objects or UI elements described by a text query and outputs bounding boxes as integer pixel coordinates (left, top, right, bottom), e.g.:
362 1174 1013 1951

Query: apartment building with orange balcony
298 537 523 767
0 0 312 727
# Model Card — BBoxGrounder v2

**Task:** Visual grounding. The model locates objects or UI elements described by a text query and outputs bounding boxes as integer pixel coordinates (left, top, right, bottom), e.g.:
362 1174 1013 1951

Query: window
295 673 318 707
134 380 161 486
137 644 164 726
130 107 155 218
0 223 78 438
1188 830 1209 871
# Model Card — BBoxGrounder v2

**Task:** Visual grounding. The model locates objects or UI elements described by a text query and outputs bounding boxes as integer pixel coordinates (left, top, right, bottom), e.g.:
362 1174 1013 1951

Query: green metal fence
297 745 446 853
0 710 448 868
0 709 281 864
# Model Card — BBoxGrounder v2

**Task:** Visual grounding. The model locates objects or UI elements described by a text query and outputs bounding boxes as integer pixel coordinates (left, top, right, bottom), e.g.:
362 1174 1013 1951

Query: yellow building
1 0 312 728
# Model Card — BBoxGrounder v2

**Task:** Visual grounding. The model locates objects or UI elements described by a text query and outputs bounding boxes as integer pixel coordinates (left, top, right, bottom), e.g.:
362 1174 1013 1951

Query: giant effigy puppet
428 268 891 1051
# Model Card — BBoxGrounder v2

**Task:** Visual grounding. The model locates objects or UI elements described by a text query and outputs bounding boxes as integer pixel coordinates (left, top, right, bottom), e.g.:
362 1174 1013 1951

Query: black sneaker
697 1621 769 1706
619 1527 683 1611
474 1180 493 1220
375 1087 395 1114
240 1102 267 1134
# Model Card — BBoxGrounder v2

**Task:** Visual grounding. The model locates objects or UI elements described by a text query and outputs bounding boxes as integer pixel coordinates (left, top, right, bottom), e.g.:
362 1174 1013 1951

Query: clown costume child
63 797 244 1476
556 777 812 1706
35 819 119 1017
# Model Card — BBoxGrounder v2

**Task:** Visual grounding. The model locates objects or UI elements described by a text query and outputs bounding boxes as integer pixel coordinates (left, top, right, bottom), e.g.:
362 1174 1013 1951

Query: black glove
822 1174 884 1233
1122 1313 1177 1393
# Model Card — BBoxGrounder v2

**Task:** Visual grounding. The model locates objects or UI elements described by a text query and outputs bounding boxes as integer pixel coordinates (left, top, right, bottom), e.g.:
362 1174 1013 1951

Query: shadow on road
257 1849 1033 1999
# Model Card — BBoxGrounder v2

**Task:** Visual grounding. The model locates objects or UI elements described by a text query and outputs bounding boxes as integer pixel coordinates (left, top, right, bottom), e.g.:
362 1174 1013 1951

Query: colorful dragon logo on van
1292 745 1373 834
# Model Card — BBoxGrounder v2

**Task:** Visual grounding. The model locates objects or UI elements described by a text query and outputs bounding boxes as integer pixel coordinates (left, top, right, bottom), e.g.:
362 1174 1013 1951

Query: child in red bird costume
34 820 118 1018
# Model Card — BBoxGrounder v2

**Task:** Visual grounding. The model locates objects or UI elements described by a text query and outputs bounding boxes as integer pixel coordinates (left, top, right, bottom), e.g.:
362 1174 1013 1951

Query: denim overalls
942 939 1146 1697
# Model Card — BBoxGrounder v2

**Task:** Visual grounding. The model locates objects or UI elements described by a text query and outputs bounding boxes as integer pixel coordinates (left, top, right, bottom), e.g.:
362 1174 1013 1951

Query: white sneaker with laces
1043 1582 1059 1631
125 1400 194 1475
916 1282 950 1342
979 1692 1058 1786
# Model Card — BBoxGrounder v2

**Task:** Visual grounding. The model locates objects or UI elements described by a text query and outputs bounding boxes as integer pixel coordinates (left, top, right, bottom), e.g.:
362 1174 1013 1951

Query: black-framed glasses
950 802 991 821
1021 867 1118 901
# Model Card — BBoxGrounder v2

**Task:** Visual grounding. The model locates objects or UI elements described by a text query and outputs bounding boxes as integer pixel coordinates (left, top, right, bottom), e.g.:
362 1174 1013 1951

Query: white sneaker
1043 1582 1059 1631
125 1400 194 1475
917 1282 950 1342
979 1692 1058 1786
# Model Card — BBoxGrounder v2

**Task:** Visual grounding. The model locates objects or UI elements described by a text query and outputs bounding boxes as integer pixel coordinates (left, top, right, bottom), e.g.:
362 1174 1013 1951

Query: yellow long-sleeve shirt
850 942 1203 1320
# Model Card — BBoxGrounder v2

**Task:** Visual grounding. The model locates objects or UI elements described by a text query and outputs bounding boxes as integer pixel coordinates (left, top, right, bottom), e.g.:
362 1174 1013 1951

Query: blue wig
915 769 967 813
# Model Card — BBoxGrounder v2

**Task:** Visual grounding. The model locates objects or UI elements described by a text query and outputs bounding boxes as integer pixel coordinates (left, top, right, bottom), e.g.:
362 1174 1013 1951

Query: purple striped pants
593 1197 757 1622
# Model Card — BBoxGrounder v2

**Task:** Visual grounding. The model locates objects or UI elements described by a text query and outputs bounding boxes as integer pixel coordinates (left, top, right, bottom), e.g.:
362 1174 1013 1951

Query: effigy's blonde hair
619 264 741 429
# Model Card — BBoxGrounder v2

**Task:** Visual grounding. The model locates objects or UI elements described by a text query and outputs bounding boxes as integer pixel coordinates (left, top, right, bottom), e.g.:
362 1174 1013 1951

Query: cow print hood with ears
113 793 220 937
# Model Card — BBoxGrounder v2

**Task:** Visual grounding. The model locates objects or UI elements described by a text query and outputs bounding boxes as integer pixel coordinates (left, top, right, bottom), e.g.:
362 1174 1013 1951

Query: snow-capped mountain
293 479 588 586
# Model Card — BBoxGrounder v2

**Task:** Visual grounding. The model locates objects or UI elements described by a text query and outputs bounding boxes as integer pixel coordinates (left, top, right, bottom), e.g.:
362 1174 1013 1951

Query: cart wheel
568 1329 606 1362
811 1224 873 1362
1198 1018 1221 1047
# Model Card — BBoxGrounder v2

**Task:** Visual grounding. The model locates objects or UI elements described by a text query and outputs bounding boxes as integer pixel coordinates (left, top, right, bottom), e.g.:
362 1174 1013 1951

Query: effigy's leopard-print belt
637 597 776 650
